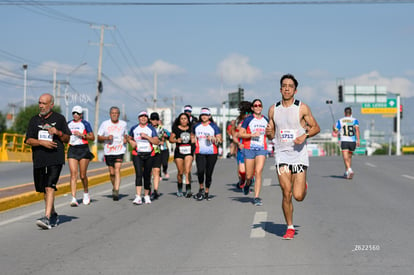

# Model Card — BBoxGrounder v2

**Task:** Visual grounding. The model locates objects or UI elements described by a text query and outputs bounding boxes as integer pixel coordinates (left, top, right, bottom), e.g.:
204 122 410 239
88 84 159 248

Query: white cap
138 111 148 117
200 108 211 116
72 105 83 114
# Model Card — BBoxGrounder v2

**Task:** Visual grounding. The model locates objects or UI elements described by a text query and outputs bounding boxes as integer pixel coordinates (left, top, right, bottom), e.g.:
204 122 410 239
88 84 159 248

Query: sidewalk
0 162 135 212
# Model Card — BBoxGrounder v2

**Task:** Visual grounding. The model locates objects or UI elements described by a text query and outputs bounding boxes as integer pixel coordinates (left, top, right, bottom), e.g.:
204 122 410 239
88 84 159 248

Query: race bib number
179 145 191 155
137 140 152 153
38 130 52 141
279 129 296 143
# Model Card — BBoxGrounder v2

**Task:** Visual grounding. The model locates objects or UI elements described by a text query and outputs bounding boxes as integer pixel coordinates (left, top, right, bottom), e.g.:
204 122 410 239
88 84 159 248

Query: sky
1 0 414 141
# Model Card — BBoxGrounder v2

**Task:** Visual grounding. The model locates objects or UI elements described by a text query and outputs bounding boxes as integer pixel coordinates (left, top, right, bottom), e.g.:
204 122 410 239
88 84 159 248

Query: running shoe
164 173 170 180
50 212 59 227
176 191 184 197
70 197 79 207
194 192 204 201
344 171 349 179
144 195 152 204
348 170 354 179
243 184 250 195
239 180 246 189
204 193 212 201
151 190 160 200
253 197 263 206
185 191 193 198
133 195 142 205
36 216 51 230
112 189 119 201
282 228 295 240
83 193 90 205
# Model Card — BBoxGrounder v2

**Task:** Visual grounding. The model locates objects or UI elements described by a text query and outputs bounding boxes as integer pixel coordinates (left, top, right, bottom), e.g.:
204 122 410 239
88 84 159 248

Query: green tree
0 111 7 134
11 104 62 134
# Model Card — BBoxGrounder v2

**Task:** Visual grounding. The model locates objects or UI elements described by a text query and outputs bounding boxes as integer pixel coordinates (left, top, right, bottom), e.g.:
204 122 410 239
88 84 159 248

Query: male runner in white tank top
266 74 320 240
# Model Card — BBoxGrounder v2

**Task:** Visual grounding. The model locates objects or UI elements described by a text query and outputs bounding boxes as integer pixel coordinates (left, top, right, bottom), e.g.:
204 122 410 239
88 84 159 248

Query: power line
1 1 413 6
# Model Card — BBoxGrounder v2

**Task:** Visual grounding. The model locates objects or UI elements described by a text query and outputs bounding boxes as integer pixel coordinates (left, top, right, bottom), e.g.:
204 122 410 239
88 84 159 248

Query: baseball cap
200 107 211 116
138 111 148 118
72 105 83 114
150 112 160 120
184 105 192 113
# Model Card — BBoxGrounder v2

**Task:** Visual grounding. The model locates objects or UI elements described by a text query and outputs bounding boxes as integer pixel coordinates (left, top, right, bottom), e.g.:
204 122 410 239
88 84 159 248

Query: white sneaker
133 195 142 205
83 193 90 205
144 195 151 204
70 197 78 207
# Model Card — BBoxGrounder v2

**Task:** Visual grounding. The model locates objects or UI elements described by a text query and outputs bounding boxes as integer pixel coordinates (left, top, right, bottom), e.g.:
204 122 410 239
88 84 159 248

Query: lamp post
23 64 28 109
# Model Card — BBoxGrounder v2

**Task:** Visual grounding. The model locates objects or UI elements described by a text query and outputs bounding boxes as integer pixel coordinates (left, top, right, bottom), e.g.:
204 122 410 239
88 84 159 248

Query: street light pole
23 64 28 109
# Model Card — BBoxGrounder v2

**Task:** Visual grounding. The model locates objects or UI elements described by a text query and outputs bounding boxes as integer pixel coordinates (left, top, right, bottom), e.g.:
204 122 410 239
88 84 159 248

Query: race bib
179 145 191 155
38 130 52 141
279 129 296 143
137 140 152 153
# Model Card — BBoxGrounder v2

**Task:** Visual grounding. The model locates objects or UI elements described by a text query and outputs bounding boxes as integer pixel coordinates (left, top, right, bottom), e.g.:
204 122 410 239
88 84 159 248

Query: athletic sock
177 183 183 192
185 184 191 192
287 225 295 230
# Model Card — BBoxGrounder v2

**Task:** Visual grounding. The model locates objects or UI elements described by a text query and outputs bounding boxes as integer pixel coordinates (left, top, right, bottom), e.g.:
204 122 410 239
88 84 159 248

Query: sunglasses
253 104 262 108
72 112 81 115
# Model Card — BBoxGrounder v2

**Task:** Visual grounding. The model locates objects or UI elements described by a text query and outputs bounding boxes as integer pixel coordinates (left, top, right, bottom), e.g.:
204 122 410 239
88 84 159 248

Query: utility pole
90 24 114 160
22 64 28 109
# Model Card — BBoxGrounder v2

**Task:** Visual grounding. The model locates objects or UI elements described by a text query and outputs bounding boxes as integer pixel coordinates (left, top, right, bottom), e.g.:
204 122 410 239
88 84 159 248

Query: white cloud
147 60 186 75
217 54 262 85
347 71 414 97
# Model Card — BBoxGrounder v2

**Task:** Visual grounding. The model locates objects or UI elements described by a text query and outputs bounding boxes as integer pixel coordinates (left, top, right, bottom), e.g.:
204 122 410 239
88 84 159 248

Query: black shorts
33 165 63 193
104 154 124 167
67 144 94 161
174 144 195 159
341 141 356 152
278 163 308 174
152 153 162 168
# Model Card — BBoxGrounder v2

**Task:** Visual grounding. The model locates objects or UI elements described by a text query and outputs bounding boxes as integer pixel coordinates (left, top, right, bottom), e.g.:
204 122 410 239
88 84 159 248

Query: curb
0 166 135 212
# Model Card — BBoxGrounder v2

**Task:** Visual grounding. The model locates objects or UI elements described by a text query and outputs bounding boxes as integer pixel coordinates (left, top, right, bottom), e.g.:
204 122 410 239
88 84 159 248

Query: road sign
361 98 397 114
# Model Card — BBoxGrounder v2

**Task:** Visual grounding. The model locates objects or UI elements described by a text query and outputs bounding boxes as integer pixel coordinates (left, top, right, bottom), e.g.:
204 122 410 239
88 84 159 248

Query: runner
25 93 71 229
97 106 128 201
193 108 222 201
239 99 269 206
67 105 95 206
169 112 196 197
149 112 169 200
266 74 320 240
231 101 253 190
333 107 360 179
128 111 159 205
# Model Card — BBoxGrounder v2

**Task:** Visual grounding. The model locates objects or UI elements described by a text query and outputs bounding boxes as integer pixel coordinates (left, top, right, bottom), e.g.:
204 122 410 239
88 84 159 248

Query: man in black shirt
25 93 71 229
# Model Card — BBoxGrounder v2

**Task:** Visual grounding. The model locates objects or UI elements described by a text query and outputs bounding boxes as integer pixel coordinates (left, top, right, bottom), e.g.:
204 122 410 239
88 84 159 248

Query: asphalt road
1 156 413 274
0 161 108 188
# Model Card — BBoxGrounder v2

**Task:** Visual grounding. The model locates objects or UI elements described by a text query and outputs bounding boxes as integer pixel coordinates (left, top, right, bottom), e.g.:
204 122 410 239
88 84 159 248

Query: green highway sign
361 98 397 114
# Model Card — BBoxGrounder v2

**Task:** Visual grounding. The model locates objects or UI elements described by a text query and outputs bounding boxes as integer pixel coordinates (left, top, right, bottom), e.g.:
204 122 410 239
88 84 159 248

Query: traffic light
238 87 244 102
400 104 403 119
393 116 397 133
338 85 343 102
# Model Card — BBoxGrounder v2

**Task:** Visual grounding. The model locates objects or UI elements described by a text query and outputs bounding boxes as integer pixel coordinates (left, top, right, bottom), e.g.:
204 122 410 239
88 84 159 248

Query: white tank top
273 100 309 167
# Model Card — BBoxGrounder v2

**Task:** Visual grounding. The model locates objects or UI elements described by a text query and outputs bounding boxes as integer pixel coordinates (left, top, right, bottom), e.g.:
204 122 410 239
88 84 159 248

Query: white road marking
365 162 376 168
0 181 135 227
263 178 272 187
269 165 276 171
250 211 267 238
402 174 414 181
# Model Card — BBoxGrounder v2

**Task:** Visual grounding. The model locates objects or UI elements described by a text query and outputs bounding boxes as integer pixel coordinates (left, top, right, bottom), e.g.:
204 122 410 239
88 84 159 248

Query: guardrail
0 133 32 162
402 146 414 154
